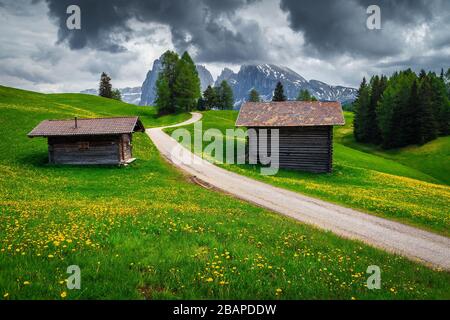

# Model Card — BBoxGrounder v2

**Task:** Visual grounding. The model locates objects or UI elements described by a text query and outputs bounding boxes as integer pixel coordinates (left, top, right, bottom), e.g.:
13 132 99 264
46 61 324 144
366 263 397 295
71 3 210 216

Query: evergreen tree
272 81 286 101
196 97 206 111
417 76 439 144
353 77 370 142
428 72 450 135
99 72 112 98
216 80 234 110
445 68 450 98
403 80 421 144
366 75 387 143
155 50 179 114
203 85 217 110
296 89 317 101
111 88 122 101
173 51 201 112
249 88 261 102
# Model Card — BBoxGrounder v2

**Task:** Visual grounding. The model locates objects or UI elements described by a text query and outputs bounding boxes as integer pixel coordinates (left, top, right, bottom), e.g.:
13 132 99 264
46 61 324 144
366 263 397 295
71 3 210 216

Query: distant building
236 101 345 173
28 117 145 165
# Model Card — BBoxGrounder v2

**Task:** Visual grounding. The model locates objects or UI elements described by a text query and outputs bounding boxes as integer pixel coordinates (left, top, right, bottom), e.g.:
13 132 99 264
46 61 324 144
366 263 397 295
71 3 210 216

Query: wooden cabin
27 117 145 165
235 101 345 173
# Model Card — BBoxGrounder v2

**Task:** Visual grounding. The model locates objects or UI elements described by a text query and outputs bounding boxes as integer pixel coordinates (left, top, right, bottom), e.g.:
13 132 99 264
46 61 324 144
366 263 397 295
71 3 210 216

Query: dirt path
147 112 450 270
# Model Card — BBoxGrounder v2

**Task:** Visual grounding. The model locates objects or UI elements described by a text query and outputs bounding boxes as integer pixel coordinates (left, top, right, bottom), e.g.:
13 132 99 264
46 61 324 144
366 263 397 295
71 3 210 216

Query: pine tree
296 89 315 101
417 76 438 144
249 88 261 102
111 89 122 101
366 75 386 144
445 68 450 98
203 85 217 110
272 81 286 101
155 50 179 114
99 72 112 98
219 80 234 110
173 51 201 112
403 80 421 144
196 97 206 111
428 72 450 135
353 78 370 142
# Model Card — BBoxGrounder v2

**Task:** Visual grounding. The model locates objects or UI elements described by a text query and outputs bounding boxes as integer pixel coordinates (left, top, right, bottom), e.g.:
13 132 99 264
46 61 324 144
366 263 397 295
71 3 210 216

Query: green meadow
0 86 449 300
166 110 450 236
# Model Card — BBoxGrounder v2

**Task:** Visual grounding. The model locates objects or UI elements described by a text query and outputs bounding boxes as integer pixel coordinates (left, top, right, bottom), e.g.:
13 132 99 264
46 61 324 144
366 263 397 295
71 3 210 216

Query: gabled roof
28 116 145 137
235 101 345 127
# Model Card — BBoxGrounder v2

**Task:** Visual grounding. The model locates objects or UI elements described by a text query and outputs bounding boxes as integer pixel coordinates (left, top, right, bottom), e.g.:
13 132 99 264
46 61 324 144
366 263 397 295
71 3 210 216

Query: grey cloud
39 0 266 63
279 0 450 58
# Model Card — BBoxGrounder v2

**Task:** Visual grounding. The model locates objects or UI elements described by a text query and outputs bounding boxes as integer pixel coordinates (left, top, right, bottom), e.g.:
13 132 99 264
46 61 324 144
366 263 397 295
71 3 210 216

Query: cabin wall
119 134 133 162
247 126 333 173
48 135 121 165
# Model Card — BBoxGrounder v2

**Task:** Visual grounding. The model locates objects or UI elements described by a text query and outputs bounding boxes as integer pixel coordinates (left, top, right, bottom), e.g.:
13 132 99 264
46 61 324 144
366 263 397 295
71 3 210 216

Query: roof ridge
46 116 139 122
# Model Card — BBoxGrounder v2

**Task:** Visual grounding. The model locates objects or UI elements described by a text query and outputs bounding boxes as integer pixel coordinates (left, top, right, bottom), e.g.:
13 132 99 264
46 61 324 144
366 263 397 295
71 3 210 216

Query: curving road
147 112 450 270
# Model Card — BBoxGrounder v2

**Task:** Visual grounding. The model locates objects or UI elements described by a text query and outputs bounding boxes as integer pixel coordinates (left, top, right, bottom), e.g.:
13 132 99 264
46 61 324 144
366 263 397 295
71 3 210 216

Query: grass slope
165 110 450 236
337 112 450 185
0 86 449 299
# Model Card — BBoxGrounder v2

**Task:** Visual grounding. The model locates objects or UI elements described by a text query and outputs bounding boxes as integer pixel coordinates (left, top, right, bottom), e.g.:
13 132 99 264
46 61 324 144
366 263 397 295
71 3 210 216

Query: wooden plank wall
48 135 121 165
248 126 333 173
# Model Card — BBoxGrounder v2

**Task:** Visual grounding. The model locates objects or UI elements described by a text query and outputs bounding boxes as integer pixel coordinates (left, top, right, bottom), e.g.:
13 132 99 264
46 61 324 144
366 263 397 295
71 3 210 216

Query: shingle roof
235 101 345 127
28 116 145 137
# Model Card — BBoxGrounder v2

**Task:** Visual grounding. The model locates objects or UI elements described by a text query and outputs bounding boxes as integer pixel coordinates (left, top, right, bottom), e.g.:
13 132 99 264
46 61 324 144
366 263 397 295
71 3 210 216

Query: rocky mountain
196 65 215 91
139 59 162 106
214 64 357 107
80 87 141 105
82 61 356 107
139 58 214 106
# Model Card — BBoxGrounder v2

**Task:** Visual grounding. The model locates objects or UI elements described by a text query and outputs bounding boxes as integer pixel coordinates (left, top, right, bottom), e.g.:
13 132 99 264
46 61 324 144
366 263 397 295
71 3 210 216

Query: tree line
354 69 450 149
155 50 237 113
246 81 318 103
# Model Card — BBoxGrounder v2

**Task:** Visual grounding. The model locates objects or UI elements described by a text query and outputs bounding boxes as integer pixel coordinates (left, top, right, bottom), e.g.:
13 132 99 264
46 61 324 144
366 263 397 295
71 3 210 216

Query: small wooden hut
235 101 345 173
28 116 145 165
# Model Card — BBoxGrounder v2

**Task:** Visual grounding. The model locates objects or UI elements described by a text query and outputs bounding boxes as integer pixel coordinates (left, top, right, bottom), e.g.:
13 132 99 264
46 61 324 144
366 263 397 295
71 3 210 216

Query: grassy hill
166 110 450 236
0 86 449 299
336 112 450 185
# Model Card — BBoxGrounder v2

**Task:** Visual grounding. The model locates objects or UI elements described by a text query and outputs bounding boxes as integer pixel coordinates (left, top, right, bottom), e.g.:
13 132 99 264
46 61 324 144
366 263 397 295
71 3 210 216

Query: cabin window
78 142 89 150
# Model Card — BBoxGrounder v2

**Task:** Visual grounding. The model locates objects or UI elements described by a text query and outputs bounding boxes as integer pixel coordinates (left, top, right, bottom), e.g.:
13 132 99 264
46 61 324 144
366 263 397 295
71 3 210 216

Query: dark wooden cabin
27 117 145 165
235 101 345 173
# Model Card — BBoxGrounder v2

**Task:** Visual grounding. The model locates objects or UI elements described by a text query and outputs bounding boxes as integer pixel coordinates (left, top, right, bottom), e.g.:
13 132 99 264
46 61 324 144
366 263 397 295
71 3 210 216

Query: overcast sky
0 0 449 92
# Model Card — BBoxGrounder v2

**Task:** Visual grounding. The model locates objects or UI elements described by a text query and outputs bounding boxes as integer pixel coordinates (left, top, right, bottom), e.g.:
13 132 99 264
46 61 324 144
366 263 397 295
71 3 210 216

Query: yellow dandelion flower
3 293 9 298
206 277 213 282
61 291 67 298
23 281 30 285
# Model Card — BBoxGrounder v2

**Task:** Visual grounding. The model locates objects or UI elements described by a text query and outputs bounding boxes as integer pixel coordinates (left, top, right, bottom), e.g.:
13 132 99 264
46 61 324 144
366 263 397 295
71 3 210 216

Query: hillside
336 112 450 185
166 110 450 236
0 86 449 299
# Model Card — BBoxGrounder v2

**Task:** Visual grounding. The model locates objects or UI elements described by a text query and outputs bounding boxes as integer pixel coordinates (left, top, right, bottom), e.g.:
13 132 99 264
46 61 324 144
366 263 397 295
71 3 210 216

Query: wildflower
61 291 67 298
48 254 54 258
3 293 9 298
206 277 213 282
23 281 30 285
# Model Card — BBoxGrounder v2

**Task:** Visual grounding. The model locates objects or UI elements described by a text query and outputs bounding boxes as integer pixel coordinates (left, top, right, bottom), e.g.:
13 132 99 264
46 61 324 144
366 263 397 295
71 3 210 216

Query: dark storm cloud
279 0 450 58
39 0 265 62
